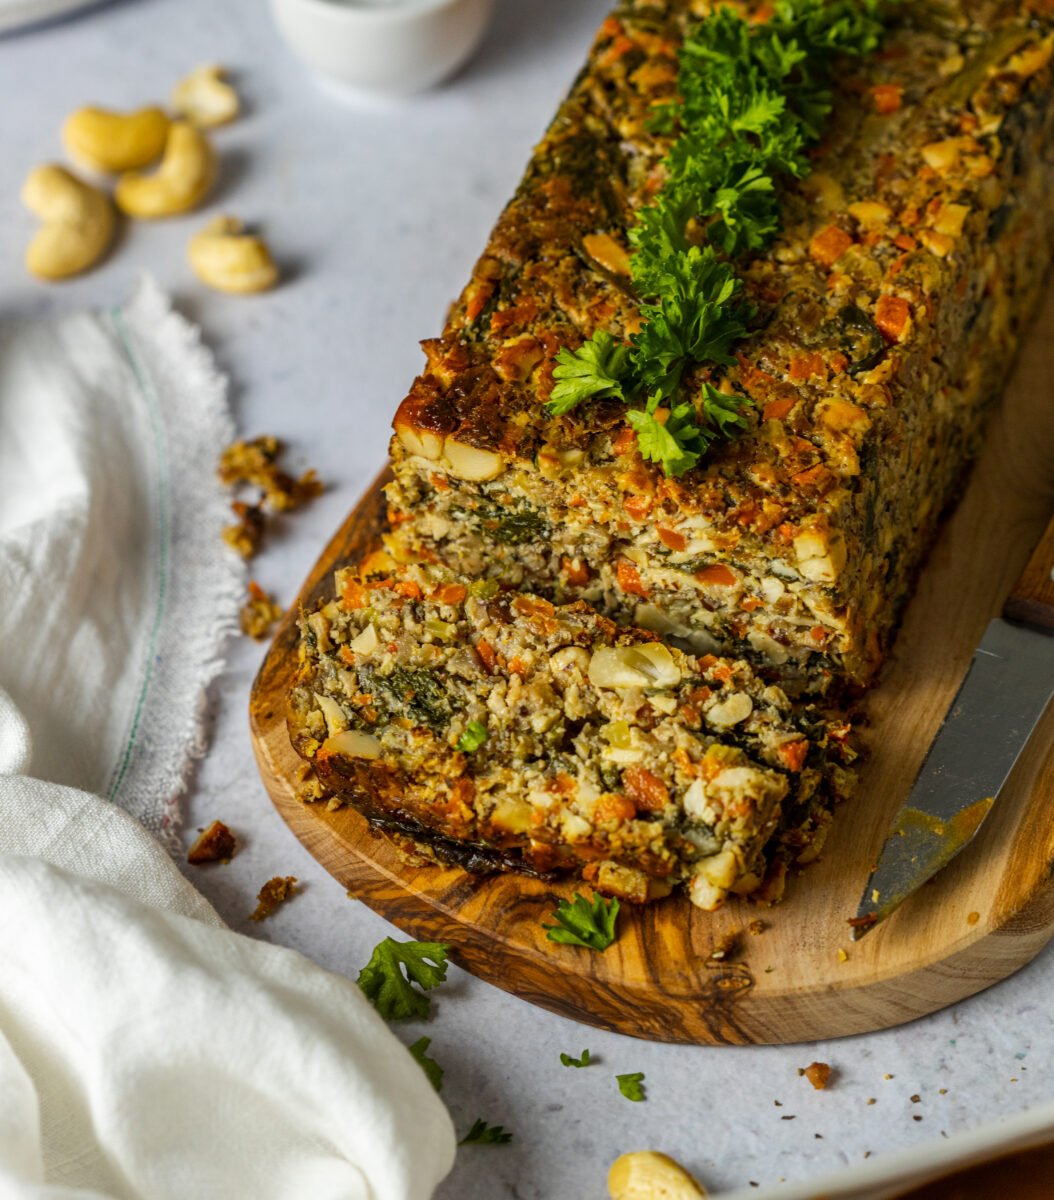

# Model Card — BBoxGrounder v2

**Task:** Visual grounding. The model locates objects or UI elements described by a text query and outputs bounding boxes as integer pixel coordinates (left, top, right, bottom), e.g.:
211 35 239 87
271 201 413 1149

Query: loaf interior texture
385 0 1054 695
289 565 855 909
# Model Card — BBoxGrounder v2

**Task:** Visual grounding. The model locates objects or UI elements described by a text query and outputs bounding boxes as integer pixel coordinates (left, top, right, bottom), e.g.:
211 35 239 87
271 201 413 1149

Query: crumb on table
187 820 237 865
222 498 265 559
250 876 299 921
219 435 324 512
800 1062 834 1090
240 580 283 640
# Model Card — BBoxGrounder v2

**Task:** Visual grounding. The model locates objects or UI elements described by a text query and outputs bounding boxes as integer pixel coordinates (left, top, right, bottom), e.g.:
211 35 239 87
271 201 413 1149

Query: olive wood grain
250 285 1054 1046
1004 512 1054 630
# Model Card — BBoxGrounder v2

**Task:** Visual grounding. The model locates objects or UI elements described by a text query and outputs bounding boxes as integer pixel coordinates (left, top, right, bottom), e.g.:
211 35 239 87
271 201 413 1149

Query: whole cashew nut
62 106 170 173
172 64 240 128
22 165 115 280
188 216 278 294
608 1151 707 1200
115 121 216 218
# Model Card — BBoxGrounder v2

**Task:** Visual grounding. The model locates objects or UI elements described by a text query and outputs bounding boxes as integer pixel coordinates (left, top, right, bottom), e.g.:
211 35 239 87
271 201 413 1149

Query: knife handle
1004 512 1054 631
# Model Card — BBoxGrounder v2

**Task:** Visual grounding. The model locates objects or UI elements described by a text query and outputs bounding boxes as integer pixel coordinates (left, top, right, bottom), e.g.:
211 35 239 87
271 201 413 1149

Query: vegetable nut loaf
385 0 1054 695
288 565 855 910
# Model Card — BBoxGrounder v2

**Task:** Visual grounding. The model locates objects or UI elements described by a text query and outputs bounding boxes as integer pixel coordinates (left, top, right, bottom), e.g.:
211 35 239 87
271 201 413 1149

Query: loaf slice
288 564 854 910
386 1 1054 694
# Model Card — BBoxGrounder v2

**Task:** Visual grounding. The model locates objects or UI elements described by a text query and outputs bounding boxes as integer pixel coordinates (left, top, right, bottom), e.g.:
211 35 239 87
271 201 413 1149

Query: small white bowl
270 0 495 98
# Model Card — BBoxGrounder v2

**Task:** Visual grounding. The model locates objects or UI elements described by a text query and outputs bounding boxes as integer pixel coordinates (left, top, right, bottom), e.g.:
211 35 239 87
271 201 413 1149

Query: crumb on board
867 1098 876 1106
967 911 980 925
218 435 324 513
747 919 766 936
187 820 237 865
800 1062 833 1091
836 947 849 962
708 930 740 962
222 498 265 559
240 580 283 639
250 876 299 921
884 1073 894 1080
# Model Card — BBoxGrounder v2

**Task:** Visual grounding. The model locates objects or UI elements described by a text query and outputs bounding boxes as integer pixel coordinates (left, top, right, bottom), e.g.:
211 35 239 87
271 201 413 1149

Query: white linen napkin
0 277 456 1199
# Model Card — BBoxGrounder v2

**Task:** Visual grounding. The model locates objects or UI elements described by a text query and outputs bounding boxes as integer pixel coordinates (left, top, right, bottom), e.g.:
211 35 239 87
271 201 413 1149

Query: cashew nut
172 64 240 128
188 216 278 293
21 165 115 280
115 121 216 218
608 1151 707 1200
62 106 169 173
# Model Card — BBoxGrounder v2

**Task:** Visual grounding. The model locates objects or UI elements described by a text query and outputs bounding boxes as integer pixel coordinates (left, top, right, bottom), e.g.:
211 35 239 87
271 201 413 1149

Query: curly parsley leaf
357 937 450 1021
456 719 488 753
546 331 633 416
616 1072 647 1102
460 1118 513 1146
408 1036 443 1092
543 892 620 951
560 1049 592 1068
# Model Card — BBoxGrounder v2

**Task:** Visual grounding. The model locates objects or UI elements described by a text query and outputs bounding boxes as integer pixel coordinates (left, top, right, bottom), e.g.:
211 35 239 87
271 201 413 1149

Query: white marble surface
3 2 1054 1197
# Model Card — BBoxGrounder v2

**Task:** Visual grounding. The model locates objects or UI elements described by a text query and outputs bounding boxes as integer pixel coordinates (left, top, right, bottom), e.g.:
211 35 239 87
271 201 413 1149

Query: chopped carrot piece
616 558 649 598
594 794 637 824
338 645 356 666
562 557 590 587
874 294 912 343
429 473 450 491
624 493 653 521
740 596 761 612
792 463 837 495
342 578 368 610
777 739 810 772
788 352 825 383
507 656 529 677
394 580 423 600
695 564 738 588
763 396 797 421
810 625 829 645
475 638 497 673
871 83 902 114
709 663 734 684
623 767 670 813
451 776 476 808
657 525 686 552
431 583 467 605
612 427 638 457
809 225 853 267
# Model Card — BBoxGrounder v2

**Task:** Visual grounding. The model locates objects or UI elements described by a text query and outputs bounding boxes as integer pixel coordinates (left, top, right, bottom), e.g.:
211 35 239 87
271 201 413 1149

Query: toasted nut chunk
442 439 504 481
187 820 237 864
706 692 753 730
393 418 444 461
172 64 240 127
22 165 114 280
116 121 215 218
589 643 681 690
250 875 298 921
608 1150 707 1200
321 729 382 760
802 1061 834 1090
62 105 169 172
189 216 278 293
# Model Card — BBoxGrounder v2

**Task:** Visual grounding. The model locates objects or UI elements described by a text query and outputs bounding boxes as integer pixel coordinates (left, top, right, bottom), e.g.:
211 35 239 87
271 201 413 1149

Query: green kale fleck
616 1072 647 1102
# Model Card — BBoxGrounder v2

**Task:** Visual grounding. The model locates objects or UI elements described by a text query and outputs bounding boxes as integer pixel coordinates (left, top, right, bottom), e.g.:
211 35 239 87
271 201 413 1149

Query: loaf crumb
800 1062 833 1090
250 875 298 920
187 820 237 864
219 435 323 512
240 580 283 639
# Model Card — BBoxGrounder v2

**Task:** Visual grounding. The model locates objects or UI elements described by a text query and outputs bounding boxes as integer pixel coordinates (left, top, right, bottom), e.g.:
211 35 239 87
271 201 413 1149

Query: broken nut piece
172 64 240 128
189 215 279 294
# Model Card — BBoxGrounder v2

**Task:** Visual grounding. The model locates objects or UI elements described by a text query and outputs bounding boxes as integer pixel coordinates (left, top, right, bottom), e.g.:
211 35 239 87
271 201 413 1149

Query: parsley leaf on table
460 1118 513 1146
560 1049 592 1068
357 937 450 1021
408 1036 444 1093
542 892 620 951
616 1072 647 1102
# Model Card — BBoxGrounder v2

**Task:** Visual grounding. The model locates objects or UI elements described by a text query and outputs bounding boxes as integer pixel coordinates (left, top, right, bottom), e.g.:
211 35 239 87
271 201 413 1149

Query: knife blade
851 514 1054 939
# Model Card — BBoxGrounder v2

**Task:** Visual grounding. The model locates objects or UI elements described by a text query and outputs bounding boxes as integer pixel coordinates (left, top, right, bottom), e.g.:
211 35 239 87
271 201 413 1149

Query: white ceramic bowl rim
284 0 468 25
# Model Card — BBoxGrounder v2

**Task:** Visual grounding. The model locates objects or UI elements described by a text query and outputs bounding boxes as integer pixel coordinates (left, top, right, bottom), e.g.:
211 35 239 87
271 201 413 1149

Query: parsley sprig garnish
460 1118 514 1145
546 0 889 476
543 892 620 950
408 1036 444 1092
357 937 450 1021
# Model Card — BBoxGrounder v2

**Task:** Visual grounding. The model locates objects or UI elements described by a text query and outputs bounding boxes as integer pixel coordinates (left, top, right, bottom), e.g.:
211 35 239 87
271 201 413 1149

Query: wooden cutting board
249 285 1054 1046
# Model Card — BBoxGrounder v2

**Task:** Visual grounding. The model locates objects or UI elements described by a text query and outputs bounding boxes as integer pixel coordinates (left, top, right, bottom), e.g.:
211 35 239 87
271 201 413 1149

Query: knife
850 513 1054 939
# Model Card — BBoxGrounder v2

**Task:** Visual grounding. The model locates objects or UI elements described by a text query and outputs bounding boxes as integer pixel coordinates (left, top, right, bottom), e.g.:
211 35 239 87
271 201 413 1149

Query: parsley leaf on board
560 1049 592 1068
543 892 620 951
460 1119 514 1146
542 0 891 474
408 1036 444 1093
456 719 488 753
357 937 450 1021
616 1072 647 1102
